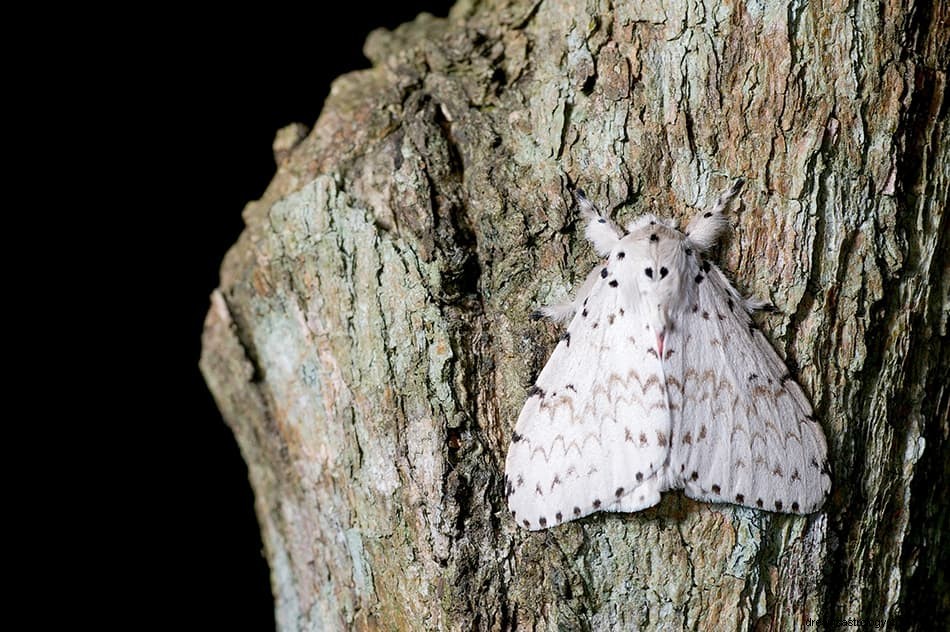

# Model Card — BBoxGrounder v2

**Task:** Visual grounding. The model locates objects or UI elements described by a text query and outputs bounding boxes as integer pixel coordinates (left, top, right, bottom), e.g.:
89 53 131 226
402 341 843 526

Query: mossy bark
200 1 948 629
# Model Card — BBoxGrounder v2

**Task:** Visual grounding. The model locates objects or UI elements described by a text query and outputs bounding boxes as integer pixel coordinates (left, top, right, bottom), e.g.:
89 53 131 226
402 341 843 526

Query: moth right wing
665 261 831 514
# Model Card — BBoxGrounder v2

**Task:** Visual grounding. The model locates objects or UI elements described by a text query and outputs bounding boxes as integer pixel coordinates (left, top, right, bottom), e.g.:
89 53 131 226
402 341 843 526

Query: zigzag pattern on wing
531 368 665 420
520 367 667 463
667 368 814 453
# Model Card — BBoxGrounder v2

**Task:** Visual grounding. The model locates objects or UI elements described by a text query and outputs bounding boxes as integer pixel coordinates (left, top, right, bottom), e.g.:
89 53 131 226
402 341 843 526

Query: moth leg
685 178 744 252
531 266 603 324
531 302 575 324
710 178 745 214
704 241 777 314
576 189 622 257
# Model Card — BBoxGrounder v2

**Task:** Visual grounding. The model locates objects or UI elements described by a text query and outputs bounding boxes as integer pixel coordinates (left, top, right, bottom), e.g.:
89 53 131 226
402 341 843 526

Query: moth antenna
685 178 745 252
575 188 622 257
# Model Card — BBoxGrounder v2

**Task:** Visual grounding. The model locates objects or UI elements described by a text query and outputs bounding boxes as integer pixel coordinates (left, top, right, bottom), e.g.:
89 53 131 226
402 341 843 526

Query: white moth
505 180 831 530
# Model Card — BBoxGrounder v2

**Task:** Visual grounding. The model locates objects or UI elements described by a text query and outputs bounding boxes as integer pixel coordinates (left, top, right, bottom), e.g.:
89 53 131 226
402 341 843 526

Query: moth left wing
505 260 672 530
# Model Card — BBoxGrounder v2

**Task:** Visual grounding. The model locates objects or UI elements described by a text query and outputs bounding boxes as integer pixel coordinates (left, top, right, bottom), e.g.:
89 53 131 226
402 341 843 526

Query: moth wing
505 268 671 530
666 264 831 514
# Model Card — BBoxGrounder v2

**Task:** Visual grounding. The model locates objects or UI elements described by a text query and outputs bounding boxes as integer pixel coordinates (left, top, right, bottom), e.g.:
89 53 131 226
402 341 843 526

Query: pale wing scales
505 267 670 530
667 261 831 513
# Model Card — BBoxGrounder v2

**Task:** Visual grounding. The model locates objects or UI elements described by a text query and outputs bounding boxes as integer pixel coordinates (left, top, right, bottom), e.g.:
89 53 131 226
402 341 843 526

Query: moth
504 180 831 530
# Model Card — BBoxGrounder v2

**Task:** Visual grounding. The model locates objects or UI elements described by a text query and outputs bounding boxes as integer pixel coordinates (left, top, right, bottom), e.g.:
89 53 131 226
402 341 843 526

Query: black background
166 3 454 627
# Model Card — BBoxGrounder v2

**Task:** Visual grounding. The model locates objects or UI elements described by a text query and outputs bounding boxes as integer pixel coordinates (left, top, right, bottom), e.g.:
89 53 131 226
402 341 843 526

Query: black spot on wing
659 267 668 278
601 267 608 278
512 432 523 443
650 233 658 242
617 251 625 259
645 267 653 278
527 385 545 398
609 280 618 287
695 274 704 284
561 331 571 346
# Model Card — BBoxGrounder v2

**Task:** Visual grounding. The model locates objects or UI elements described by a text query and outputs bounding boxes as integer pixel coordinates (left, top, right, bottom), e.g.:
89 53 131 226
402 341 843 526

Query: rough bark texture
200 1 948 629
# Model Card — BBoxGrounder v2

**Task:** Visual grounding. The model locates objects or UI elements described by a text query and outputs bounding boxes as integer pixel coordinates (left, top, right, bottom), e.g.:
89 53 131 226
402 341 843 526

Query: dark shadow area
162 3 454 627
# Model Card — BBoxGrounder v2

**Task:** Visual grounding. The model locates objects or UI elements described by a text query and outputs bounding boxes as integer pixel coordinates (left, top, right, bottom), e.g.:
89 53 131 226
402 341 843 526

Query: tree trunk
200 1 948 629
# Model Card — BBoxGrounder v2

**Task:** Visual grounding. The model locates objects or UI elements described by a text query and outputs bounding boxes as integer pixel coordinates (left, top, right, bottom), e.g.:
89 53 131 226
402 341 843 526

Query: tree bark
200 1 948 629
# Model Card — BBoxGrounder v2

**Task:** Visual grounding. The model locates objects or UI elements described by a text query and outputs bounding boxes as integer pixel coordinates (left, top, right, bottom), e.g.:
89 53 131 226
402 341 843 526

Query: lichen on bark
201 1 948 629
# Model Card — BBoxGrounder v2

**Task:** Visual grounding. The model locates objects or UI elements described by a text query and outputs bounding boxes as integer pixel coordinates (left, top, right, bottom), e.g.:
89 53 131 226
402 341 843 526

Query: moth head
614 219 690 344
626 213 678 233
